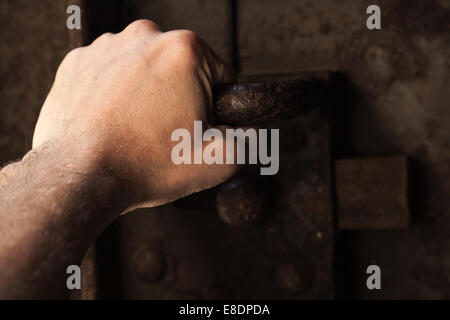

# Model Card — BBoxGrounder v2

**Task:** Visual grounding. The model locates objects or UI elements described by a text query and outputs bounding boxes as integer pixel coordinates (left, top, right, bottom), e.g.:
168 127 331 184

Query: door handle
213 76 332 125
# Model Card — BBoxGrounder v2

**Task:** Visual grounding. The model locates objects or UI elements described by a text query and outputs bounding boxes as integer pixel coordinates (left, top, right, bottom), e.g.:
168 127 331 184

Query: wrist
24 138 131 219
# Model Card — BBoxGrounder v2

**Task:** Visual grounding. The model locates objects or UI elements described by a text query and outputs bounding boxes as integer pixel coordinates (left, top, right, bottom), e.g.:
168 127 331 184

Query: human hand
33 20 238 210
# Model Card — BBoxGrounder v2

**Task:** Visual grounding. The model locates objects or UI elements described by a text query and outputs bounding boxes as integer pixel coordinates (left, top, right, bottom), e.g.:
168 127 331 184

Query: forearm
0 139 129 299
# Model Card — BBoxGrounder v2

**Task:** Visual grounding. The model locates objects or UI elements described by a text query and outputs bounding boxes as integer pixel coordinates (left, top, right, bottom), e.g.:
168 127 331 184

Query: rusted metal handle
214 76 332 228
213 77 331 125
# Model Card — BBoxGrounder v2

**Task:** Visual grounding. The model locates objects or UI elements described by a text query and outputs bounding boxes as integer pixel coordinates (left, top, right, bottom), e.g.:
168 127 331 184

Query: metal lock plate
117 73 335 299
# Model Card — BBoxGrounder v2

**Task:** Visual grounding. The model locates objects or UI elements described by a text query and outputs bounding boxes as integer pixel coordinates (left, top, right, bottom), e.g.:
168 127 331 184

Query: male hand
33 20 238 210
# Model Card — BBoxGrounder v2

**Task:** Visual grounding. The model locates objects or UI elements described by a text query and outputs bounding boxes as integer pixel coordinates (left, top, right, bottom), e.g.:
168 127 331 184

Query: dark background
1 0 450 299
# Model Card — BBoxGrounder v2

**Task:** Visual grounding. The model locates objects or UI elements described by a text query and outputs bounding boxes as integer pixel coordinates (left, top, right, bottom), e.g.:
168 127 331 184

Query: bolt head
132 245 166 284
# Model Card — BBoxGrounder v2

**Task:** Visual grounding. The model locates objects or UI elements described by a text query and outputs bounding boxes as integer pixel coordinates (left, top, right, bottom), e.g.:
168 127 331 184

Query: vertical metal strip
67 0 90 48
66 0 97 300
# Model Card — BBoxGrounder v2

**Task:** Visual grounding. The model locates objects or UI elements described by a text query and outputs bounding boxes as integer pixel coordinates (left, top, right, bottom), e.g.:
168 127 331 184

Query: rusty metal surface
331 0 450 299
213 76 331 125
0 0 70 164
123 0 234 66
237 0 364 74
336 156 409 230
235 0 450 299
216 169 266 227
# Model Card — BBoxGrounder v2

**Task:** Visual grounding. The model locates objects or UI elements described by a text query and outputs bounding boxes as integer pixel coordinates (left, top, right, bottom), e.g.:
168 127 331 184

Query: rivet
132 245 166 284
216 171 265 227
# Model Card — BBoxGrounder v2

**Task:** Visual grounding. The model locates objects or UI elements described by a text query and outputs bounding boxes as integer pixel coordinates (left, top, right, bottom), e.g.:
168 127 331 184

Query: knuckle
170 30 198 49
166 30 200 66
124 19 160 35
95 32 114 43
90 32 114 47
